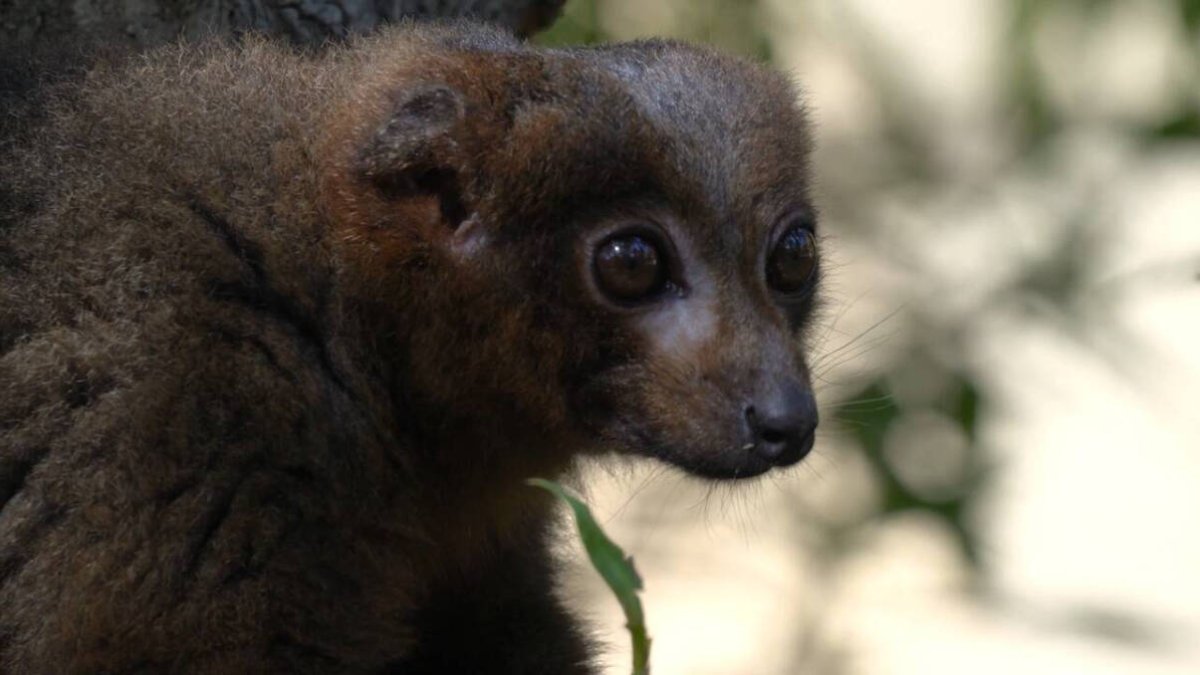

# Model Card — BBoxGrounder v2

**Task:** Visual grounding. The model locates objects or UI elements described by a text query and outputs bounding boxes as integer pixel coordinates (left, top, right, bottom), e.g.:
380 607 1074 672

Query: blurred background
538 1 1200 673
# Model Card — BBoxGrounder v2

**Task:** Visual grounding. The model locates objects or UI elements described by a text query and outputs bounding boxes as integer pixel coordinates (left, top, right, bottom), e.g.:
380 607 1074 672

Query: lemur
0 22 820 673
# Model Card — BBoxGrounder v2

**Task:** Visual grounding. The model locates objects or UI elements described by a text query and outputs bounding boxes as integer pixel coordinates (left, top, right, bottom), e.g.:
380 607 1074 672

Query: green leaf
528 478 651 675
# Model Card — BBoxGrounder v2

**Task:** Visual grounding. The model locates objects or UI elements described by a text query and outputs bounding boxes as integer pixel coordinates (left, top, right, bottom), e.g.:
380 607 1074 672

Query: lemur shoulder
0 23 820 673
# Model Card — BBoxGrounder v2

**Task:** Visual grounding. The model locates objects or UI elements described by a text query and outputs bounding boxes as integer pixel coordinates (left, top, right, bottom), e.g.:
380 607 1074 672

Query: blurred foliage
836 374 989 570
539 0 772 58
537 0 605 46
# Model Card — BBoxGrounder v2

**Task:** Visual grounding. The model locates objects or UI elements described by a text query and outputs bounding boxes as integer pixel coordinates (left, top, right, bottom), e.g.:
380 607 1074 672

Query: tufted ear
356 84 469 230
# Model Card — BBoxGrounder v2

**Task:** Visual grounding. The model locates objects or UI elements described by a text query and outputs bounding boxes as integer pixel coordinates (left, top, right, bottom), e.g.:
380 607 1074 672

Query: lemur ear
356 85 469 229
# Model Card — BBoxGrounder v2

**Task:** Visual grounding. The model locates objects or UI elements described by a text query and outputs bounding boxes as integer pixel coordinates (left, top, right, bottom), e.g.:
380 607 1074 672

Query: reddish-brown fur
0 23 816 673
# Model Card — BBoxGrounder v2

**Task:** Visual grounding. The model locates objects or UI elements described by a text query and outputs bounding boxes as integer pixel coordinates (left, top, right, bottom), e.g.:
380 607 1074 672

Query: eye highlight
766 220 817 296
593 230 668 303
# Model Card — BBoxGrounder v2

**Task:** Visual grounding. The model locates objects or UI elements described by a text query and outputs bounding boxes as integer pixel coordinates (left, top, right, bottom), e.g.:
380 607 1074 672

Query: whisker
605 463 671 523
823 392 896 411
813 326 902 380
810 287 872 355
812 303 906 368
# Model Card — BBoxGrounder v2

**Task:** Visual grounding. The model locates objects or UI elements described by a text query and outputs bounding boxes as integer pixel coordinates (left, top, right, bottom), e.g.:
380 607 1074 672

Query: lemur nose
745 381 818 466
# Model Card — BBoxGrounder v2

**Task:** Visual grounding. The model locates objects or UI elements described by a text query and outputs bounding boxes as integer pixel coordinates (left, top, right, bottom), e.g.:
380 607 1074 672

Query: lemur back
0 24 819 673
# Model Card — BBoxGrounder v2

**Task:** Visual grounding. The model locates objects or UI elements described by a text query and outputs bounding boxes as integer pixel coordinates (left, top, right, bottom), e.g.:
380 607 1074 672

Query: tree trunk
0 0 565 50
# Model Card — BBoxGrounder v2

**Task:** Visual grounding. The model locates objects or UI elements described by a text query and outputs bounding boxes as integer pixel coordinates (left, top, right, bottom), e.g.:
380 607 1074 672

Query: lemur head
325 26 819 480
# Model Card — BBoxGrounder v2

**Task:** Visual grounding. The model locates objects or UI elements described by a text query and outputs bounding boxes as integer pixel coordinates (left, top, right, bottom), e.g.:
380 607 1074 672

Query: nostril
760 428 787 445
746 404 795 444
744 404 758 429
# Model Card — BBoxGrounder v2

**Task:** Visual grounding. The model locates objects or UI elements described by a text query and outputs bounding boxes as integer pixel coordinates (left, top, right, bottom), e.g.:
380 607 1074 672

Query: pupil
596 234 663 300
769 227 815 293
617 239 650 268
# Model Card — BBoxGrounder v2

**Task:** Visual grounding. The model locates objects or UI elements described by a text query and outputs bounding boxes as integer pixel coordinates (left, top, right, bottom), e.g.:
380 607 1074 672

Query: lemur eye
767 221 817 295
594 232 667 302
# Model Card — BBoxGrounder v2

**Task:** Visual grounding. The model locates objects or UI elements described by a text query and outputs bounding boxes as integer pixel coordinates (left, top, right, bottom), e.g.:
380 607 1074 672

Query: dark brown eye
594 232 667 302
767 224 817 295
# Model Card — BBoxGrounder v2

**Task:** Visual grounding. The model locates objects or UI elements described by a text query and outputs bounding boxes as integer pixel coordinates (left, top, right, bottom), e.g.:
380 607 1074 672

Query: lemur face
555 45 819 479
571 204 820 479
329 35 818 479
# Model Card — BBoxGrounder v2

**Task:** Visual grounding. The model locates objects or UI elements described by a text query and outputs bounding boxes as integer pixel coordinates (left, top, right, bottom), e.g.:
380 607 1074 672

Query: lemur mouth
621 402 817 480
686 458 776 481
707 440 814 480
653 431 816 481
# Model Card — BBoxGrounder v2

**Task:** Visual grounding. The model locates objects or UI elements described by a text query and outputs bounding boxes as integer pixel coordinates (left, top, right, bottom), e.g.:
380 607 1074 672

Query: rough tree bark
0 0 566 50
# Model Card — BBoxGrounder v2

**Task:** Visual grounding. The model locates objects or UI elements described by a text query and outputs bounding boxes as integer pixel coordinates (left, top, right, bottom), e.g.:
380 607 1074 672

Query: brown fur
0 23 816 673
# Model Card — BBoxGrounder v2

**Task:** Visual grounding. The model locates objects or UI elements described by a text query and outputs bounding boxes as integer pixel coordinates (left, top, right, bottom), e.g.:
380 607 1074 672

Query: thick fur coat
0 23 816 673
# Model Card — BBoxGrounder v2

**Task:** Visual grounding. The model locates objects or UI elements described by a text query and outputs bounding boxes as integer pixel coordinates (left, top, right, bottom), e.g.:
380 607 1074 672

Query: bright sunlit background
539 1 1200 673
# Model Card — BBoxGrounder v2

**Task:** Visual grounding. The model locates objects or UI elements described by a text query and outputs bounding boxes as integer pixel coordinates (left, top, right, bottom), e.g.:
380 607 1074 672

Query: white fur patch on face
635 231 721 359
637 293 718 359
